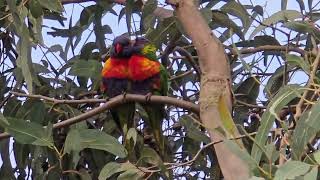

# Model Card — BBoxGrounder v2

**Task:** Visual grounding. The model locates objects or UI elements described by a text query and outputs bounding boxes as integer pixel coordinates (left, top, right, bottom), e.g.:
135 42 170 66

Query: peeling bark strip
168 0 250 179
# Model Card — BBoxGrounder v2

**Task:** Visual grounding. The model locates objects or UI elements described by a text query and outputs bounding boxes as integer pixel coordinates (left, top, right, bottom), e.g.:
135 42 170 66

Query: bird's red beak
115 43 122 54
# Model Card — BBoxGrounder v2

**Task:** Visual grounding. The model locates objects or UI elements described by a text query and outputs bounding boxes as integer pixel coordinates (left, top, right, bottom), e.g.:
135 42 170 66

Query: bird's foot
122 91 127 102
105 96 111 102
145 92 153 103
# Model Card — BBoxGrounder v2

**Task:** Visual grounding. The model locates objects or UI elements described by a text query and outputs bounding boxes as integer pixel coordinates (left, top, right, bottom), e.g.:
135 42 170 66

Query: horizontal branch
229 45 307 56
10 91 105 104
0 93 199 140
61 0 125 5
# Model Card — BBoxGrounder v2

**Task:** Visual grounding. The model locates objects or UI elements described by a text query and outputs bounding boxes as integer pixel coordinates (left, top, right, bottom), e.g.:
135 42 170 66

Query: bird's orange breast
101 57 129 79
128 55 161 81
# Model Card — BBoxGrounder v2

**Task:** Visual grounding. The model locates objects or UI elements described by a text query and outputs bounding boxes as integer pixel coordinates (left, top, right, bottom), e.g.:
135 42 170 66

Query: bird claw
145 92 152 103
122 91 127 102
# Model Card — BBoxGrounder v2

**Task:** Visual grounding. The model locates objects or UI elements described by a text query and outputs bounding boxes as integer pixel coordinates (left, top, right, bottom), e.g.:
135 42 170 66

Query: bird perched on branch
128 37 169 157
101 34 135 136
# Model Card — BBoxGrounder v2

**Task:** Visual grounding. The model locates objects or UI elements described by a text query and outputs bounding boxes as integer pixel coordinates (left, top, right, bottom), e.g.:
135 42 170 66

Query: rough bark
169 0 250 179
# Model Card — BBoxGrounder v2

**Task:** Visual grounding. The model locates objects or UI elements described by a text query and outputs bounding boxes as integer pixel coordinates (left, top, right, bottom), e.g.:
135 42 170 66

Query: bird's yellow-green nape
141 43 157 57
133 37 158 60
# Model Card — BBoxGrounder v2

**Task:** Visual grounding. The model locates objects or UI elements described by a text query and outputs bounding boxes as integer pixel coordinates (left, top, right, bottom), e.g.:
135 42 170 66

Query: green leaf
253 5 263 16
179 115 210 143
28 14 44 44
234 77 260 124
126 128 137 146
101 25 112 34
0 113 9 127
250 10 302 39
69 59 102 79
16 36 38 94
64 129 127 158
292 101 320 160
304 167 318 180
3 117 53 147
80 5 96 26
264 66 289 98
29 0 43 18
138 147 163 167
33 63 50 74
117 168 144 180
274 161 311 180
283 21 315 33
142 0 157 19
99 161 143 180
251 85 304 163
27 101 46 124
211 10 243 39
221 1 250 30
38 0 63 13
235 77 260 103
98 162 122 180
79 169 92 180
80 42 98 60
311 151 320 164
13 142 30 169
287 54 310 73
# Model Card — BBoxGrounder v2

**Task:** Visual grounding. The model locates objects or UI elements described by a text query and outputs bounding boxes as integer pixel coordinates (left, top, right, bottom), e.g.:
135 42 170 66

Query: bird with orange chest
128 37 169 158
101 34 135 136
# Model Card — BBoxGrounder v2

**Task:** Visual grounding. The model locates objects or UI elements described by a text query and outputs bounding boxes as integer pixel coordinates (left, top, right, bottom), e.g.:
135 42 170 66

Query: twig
294 50 320 120
140 131 258 173
229 45 308 57
61 0 125 5
169 70 194 81
0 94 12 109
10 91 105 104
174 46 201 78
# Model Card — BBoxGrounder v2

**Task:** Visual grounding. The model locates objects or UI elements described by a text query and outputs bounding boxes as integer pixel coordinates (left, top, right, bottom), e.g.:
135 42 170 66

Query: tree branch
0 93 199 140
230 45 308 56
61 0 125 5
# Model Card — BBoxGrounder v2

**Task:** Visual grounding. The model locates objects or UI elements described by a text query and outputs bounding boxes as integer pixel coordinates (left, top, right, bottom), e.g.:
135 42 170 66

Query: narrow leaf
251 85 304 163
250 10 302 39
292 101 320 159
3 118 53 147
64 129 127 158
274 161 311 180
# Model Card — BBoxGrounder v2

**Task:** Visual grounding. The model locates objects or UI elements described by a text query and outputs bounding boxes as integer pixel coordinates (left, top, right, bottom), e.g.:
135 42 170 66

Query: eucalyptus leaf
250 10 302 39
64 129 127 158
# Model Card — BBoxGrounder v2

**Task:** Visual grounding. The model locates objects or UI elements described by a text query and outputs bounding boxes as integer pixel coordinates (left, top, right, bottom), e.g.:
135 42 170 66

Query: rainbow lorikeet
101 34 135 135
128 37 169 157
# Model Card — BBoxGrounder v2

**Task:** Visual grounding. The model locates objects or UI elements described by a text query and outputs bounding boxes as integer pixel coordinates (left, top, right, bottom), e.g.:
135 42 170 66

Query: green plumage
133 39 169 158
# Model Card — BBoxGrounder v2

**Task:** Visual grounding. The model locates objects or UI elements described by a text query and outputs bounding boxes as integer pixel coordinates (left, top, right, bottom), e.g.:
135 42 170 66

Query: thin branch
228 45 308 57
169 70 194 81
61 0 125 5
0 93 199 140
0 94 12 109
10 91 105 104
174 46 201 78
141 131 258 173
294 49 320 120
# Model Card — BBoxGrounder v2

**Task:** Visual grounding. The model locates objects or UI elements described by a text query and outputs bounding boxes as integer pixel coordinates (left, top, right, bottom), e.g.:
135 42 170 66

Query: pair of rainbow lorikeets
101 34 168 153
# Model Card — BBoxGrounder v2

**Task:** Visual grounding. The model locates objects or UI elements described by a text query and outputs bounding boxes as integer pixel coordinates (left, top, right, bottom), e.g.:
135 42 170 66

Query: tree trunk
171 0 250 179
